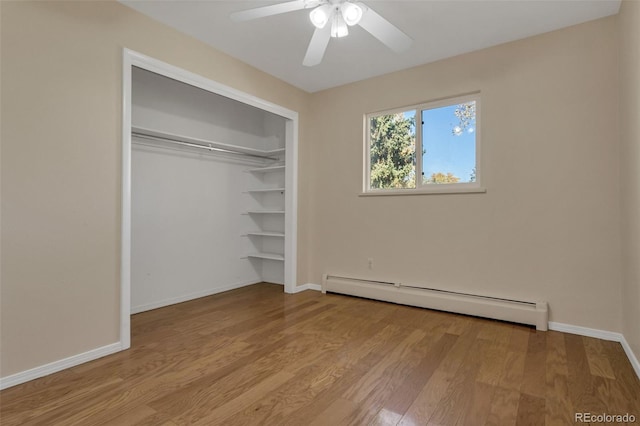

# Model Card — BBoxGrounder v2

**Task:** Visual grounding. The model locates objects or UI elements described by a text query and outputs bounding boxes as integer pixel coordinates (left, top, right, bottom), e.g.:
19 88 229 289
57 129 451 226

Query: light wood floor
1 283 638 425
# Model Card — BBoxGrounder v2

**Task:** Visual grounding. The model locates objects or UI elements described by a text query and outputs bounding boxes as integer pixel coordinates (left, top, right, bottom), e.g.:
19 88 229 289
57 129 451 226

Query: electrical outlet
367 258 373 269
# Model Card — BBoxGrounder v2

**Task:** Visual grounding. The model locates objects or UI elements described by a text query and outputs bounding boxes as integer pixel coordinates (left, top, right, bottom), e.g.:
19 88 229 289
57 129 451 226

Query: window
364 93 483 195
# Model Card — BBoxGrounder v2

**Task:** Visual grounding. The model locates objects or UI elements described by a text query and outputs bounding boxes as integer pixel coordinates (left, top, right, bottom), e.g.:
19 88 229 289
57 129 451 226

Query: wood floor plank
515 393 545 425
427 329 485 425
485 386 521 426
371 407 404 426
521 330 547 398
545 331 574 425
190 370 295 425
565 333 609 415
308 398 358 426
0 369 121 417
221 327 419 425
280 324 416 426
476 334 511 386
583 336 617 380
377 332 458 418
495 326 531 393
398 325 482 425
96 404 167 426
600 340 640 414
454 381 496 426
508 325 531 352
146 333 312 421
338 329 431 425
1 283 638 426
341 329 427 404
592 376 636 417
19 338 254 426
498 350 527 392
174 315 405 424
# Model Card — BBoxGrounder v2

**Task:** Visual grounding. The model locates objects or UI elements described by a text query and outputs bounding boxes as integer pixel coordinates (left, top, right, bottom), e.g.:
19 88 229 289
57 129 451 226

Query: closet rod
131 132 279 160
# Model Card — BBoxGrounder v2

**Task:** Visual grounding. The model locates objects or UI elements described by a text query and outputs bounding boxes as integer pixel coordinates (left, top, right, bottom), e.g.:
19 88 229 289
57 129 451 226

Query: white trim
359 187 486 196
0 342 122 390
284 119 298 294
131 280 260 314
122 49 299 335
549 322 640 379
292 283 322 293
620 336 640 380
124 49 298 119
415 106 423 192
548 322 623 341
121 49 133 351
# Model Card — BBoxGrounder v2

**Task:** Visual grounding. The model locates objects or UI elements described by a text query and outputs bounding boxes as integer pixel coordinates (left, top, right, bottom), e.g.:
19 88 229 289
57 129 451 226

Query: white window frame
362 93 485 196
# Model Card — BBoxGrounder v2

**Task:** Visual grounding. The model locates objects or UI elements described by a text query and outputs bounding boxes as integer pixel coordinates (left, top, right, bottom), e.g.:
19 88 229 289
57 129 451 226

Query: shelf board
246 188 285 193
246 252 284 261
245 232 285 238
246 165 286 173
246 210 285 214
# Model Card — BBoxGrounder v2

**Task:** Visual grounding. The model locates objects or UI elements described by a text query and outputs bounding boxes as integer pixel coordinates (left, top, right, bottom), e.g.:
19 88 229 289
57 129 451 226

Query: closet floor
1 283 639 425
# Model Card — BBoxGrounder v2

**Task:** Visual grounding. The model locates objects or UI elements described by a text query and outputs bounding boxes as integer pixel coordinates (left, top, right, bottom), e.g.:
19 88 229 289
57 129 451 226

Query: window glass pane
422 101 476 184
369 110 416 189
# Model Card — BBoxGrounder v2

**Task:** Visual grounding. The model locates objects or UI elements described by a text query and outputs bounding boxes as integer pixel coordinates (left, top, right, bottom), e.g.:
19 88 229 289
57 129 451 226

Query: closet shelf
244 231 285 238
131 126 282 160
246 188 285 193
246 165 286 173
246 210 285 214
246 252 285 261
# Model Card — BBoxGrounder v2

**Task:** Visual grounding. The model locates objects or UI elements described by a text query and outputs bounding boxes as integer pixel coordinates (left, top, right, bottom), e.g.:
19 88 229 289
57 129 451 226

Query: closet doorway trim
121 48 299 349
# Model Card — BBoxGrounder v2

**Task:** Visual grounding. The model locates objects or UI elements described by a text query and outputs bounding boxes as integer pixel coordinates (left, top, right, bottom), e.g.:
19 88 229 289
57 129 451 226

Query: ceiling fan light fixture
309 4 332 29
341 2 363 26
331 13 349 37
231 0 413 67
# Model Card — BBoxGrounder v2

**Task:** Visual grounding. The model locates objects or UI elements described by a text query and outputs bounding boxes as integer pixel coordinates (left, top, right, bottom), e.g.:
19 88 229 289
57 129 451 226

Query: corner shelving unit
243 145 286 284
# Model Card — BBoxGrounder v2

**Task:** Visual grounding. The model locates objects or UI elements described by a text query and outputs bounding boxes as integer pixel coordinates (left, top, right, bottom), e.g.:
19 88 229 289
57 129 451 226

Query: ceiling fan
231 0 413 67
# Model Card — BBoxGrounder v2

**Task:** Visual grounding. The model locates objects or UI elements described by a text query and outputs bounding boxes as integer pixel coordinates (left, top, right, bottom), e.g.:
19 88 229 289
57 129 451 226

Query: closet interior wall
131 67 286 314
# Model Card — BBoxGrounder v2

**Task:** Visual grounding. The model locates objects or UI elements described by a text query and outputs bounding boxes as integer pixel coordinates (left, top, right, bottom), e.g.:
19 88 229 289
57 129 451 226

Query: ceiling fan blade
303 25 331 67
231 0 309 22
357 3 412 53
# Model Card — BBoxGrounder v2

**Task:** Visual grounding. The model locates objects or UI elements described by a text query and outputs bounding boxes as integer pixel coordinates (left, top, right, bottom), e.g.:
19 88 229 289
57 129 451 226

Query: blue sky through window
422 104 476 183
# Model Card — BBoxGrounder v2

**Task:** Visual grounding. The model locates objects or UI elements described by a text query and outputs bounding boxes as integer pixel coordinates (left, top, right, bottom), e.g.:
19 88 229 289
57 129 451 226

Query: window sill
359 186 487 197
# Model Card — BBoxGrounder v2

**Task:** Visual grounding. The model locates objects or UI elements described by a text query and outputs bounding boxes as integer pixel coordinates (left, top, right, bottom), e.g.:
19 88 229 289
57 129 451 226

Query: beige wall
307 17 622 331
0 1 310 377
619 0 640 362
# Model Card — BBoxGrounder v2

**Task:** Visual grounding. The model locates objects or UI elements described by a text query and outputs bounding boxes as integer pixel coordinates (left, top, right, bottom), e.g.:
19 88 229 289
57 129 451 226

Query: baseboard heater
322 274 548 331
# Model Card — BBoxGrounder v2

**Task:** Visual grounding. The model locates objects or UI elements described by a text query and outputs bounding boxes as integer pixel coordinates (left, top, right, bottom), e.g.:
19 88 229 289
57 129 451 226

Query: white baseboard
292 283 322 293
131 279 260 314
619 336 640 380
548 322 623 341
549 322 640 379
0 342 123 390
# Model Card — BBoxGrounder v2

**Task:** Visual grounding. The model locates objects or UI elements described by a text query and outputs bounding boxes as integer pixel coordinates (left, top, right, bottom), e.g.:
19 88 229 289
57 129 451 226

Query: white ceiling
120 0 621 93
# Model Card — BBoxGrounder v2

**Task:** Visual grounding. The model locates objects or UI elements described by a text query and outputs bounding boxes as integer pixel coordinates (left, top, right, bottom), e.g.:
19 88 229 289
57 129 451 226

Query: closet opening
120 49 298 349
